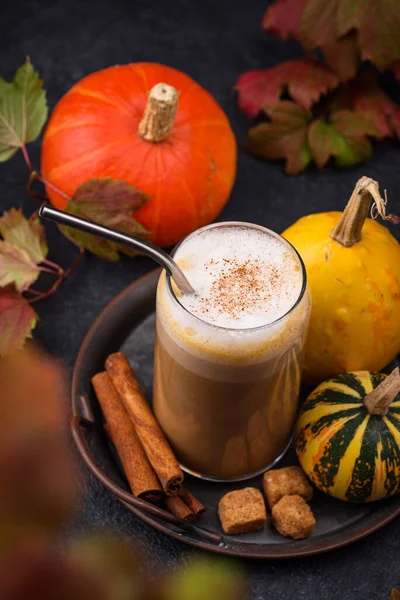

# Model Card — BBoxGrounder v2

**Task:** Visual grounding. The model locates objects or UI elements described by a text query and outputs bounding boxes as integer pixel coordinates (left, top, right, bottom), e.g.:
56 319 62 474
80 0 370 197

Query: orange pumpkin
41 63 237 247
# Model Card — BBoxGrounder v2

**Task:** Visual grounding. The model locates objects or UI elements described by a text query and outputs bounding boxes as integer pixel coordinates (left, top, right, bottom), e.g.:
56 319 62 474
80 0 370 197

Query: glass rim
165 221 307 333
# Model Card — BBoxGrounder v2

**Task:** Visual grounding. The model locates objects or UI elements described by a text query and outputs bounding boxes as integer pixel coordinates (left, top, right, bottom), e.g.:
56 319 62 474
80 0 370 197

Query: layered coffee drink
153 222 310 481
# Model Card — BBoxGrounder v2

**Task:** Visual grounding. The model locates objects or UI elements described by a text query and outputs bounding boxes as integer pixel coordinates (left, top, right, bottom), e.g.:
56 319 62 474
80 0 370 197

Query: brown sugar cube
218 487 267 535
263 466 313 508
272 495 316 540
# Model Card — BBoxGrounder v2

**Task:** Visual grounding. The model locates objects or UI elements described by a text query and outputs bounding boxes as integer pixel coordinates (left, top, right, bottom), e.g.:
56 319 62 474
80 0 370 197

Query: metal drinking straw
39 205 195 295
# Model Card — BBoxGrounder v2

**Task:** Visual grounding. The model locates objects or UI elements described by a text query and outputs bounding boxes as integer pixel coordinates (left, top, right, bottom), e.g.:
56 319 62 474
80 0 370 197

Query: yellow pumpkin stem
364 367 400 416
330 176 399 247
138 83 179 143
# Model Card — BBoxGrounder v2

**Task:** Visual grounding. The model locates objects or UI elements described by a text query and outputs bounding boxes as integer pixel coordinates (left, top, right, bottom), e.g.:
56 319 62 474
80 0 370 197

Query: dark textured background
2 0 400 597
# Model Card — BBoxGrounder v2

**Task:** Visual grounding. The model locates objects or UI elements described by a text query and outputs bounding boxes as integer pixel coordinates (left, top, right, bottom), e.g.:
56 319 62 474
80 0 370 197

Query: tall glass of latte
153 222 310 481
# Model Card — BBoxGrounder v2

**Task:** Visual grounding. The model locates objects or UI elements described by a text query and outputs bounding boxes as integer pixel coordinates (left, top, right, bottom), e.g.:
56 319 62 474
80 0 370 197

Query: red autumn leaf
299 0 360 81
350 84 400 139
308 109 379 168
391 590 400 600
0 286 37 357
318 33 360 83
62 178 150 261
235 58 338 118
333 71 400 139
245 101 312 174
337 0 400 70
262 0 308 40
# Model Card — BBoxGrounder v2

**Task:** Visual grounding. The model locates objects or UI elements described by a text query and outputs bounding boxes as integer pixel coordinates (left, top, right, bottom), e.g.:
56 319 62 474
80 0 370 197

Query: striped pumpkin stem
331 176 399 248
138 83 179 143
364 367 400 416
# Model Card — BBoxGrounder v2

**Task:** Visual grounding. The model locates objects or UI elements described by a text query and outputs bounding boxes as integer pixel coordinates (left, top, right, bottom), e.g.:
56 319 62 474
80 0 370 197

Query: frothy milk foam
157 224 306 369
175 226 303 329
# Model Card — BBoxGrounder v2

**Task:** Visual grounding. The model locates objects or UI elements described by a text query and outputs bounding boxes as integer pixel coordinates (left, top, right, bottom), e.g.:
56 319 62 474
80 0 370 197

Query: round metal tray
71 269 400 559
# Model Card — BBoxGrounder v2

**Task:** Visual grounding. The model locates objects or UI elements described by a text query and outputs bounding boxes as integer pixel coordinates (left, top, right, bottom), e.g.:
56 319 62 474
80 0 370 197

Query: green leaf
245 101 313 174
308 110 378 168
0 241 40 292
0 57 48 162
61 178 150 261
0 286 37 356
307 120 345 168
0 208 48 264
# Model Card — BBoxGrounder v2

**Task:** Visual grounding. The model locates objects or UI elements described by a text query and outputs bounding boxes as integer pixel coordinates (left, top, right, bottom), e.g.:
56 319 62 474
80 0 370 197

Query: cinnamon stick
103 422 112 441
105 415 204 522
165 496 195 522
179 488 205 519
105 352 184 496
92 372 163 501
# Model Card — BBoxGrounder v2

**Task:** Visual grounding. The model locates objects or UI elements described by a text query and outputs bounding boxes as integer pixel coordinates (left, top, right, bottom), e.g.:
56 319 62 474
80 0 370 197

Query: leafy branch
235 0 400 173
0 209 84 356
0 59 150 355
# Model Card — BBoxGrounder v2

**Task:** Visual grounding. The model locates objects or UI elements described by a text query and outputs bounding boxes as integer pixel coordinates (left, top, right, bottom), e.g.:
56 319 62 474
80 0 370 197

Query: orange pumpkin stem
330 176 396 247
364 367 400 416
138 83 179 143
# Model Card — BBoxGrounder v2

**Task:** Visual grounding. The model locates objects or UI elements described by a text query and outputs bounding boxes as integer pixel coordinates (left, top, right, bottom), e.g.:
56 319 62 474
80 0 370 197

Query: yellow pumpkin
296 367 400 502
283 176 400 384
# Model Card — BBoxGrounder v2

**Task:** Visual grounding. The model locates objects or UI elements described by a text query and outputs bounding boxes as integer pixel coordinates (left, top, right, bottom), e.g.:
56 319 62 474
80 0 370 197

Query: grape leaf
235 58 338 118
0 58 48 162
350 74 400 138
332 71 400 138
0 208 48 264
308 109 379 168
0 286 37 357
317 33 360 83
299 0 360 81
0 241 40 291
62 178 150 261
337 0 400 70
245 101 312 174
262 0 308 40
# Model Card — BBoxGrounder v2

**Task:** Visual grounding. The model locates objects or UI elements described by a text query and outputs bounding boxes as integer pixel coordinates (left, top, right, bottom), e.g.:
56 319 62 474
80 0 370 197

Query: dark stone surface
1 0 400 597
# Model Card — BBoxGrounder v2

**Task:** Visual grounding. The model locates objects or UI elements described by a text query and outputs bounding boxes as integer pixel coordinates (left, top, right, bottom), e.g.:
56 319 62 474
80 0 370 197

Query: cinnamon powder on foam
198 257 286 324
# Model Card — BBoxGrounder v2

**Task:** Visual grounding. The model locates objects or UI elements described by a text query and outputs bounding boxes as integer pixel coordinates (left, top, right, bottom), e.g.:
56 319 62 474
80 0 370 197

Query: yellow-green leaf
0 208 48 264
0 58 48 162
0 241 40 292
308 109 379 168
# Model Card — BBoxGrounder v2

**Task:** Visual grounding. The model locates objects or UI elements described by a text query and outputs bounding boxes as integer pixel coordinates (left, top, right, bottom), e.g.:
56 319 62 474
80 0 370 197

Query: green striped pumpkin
296 371 400 502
